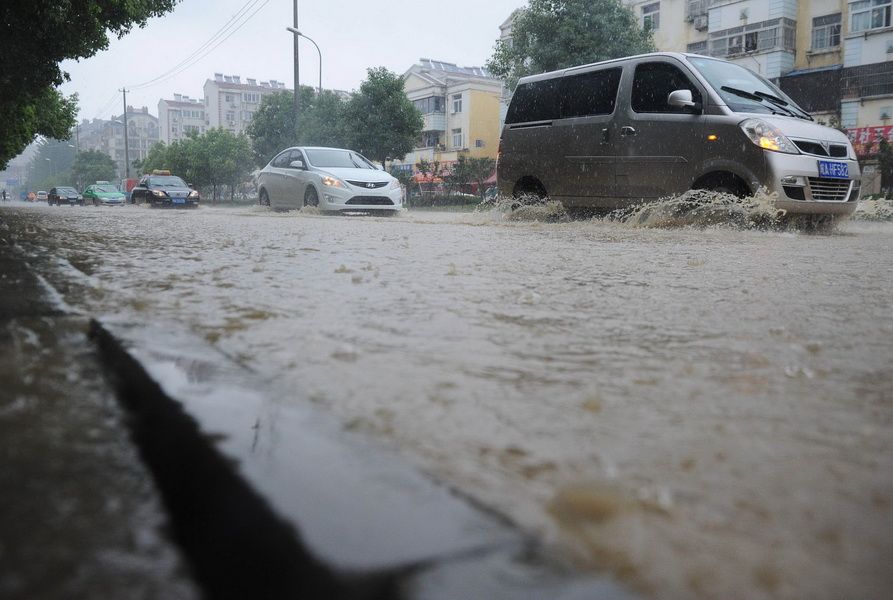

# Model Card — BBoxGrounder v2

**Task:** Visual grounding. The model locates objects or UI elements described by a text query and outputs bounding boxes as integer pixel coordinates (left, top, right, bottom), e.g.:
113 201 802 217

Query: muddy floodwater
2 201 891 599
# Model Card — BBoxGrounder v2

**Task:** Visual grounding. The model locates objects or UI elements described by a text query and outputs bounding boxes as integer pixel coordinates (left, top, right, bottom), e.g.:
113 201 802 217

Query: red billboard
847 126 893 157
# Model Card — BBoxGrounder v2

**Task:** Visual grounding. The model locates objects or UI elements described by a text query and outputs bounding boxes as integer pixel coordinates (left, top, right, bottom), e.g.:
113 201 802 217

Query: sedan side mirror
289 160 305 170
668 89 701 112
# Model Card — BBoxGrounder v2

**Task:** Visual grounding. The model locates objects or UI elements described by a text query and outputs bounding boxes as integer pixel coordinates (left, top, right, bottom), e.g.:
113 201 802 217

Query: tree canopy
486 0 654 90
246 87 346 166
342 68 422 168
0 0 181 168
71 150 117 189
246 69 422 169
140 128 253 201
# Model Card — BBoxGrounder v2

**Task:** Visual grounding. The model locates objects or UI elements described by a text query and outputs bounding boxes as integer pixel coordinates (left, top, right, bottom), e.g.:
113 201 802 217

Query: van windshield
688 56 807 117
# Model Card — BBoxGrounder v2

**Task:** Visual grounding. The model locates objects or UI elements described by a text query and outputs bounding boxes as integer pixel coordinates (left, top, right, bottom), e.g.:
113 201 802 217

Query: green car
83 182 126 206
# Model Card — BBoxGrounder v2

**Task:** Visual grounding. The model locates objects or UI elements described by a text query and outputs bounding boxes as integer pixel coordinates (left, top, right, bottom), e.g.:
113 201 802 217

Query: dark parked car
130 170 199 208
47 186 83 206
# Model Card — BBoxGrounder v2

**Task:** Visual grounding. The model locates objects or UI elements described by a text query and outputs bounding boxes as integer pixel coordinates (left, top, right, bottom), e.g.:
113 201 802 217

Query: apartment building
158 94 207 145
395 59 503 174
203 73 289 135
77 106 158 178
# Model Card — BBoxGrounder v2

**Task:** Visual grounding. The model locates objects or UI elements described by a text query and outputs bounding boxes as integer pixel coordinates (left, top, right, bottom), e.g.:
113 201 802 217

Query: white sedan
257 146 403 215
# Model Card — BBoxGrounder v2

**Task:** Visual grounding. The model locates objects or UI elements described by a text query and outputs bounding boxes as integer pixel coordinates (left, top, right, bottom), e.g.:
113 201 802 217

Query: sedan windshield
57 187 78 195
95 185 119 193
305 149 375 170
148 176 188 187
688 56 807 117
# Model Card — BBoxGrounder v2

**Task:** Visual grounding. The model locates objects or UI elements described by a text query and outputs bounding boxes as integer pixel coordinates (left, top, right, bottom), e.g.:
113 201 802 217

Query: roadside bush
409 193 481 207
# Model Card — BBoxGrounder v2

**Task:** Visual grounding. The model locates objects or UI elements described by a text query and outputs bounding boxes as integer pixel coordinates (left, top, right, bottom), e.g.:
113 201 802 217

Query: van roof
516 52 709 85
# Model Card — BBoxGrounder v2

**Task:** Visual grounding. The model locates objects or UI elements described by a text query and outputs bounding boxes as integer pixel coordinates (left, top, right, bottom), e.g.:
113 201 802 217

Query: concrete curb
88 318 636 600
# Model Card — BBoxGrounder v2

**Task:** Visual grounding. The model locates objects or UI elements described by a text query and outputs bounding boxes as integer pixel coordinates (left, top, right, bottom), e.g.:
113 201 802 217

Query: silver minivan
497 52 860 216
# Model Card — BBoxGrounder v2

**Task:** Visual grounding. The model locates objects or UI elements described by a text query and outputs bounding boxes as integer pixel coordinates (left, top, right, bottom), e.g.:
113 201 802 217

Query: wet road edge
88 317 637 600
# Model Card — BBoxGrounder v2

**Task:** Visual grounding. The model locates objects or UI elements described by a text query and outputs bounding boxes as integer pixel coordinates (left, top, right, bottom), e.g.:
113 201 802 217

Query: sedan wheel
259 189 270 207
303 186 319 207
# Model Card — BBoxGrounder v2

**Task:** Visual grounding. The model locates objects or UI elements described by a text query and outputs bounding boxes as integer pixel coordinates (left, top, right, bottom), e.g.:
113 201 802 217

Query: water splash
606 189 785 229
477 195 569 222
853 197 893 221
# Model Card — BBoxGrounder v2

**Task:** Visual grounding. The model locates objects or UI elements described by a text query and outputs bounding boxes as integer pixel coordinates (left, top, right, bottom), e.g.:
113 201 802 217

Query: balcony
422 112 446 132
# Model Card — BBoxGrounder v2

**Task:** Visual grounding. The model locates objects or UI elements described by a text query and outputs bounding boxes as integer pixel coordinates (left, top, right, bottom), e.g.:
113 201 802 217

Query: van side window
559 68 622 118
505 80 559 124
631 62 702 113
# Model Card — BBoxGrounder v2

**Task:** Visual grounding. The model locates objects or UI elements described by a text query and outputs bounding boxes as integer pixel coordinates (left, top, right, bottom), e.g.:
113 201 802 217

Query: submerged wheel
511 179 548 210
259 188 270 206
304 186 319 207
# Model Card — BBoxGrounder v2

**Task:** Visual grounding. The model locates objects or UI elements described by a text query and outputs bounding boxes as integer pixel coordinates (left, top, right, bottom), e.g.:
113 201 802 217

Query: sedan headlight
188 190 200 199
321 175 346 188
151 189 167 198
389 179 401 190
740 118 799 154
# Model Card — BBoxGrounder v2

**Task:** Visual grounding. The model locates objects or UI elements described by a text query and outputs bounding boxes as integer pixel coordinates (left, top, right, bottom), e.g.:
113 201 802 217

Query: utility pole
120 87 130 179
293 0 300 141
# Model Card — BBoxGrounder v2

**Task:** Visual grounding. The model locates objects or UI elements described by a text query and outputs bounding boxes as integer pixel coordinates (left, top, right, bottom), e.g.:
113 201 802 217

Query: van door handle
601 128 610 143
620 126 637 137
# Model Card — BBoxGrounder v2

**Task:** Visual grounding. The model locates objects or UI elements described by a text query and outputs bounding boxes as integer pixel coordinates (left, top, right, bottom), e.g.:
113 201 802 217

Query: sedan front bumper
318 185 403 212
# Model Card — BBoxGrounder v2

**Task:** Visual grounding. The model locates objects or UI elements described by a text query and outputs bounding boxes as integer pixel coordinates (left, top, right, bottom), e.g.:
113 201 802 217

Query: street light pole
292 0 300 140
119 87 130 179
287 28 321 96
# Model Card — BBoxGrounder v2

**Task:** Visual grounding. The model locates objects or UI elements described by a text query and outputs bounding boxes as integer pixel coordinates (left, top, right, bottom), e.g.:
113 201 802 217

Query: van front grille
808 178 851 201
792 140 849 158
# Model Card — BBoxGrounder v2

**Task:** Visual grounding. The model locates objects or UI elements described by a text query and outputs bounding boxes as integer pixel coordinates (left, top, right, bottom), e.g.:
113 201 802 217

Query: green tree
0 0 181 168
486 0 654 89
137 129 252 201
342 68 423 168
204 128 253 201
299 90 350 149
877 136 893 197
25 138 77 190
245 86 319 166
451 156 497 198
71 149 117 189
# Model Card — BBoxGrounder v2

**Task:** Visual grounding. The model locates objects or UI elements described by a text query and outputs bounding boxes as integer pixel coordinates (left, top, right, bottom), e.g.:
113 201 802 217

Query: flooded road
3 201 892 599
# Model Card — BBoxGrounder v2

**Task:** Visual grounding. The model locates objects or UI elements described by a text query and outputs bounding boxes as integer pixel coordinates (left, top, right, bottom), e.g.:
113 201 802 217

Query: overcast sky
60 0 525 122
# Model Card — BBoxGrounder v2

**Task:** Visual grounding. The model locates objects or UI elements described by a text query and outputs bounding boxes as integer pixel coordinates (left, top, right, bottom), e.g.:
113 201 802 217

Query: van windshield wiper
720 86 795 118
754 91 813 121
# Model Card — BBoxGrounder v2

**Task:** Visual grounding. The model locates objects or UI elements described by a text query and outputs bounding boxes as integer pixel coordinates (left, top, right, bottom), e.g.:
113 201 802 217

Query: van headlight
740 118 799 154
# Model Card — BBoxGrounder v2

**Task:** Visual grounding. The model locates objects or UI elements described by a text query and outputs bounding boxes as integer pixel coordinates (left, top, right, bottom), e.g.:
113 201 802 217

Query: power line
128 0 270 91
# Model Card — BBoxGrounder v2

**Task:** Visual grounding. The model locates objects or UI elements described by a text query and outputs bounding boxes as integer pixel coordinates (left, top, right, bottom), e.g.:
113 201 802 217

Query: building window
642 2 660 31
225 111 235 123
451 128 463 148
413 96 445 114
850 0 891 33
709 18 795 57
224 94 235 103
452 94 463 113
812 13 841 49
687 40 708 54
243 92 260 103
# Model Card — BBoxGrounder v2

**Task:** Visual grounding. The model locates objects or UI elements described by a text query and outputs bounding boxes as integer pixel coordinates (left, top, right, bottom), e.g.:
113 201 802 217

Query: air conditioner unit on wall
694 15 708 30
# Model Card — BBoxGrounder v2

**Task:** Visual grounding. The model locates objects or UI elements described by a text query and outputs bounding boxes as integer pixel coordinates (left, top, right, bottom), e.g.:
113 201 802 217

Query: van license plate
817 160 848 179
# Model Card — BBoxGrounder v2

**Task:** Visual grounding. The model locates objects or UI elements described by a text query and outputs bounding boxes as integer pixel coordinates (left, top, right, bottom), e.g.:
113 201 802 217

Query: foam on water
479 189 870 233
853 197 893 221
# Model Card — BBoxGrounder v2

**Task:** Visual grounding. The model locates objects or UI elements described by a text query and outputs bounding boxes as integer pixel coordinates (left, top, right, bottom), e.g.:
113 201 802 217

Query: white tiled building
203 74 289 135
158 94 207 145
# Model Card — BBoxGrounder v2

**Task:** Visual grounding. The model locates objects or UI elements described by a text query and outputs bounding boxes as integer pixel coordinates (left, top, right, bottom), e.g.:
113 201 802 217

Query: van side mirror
289 160 305 170
668 89 700 112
